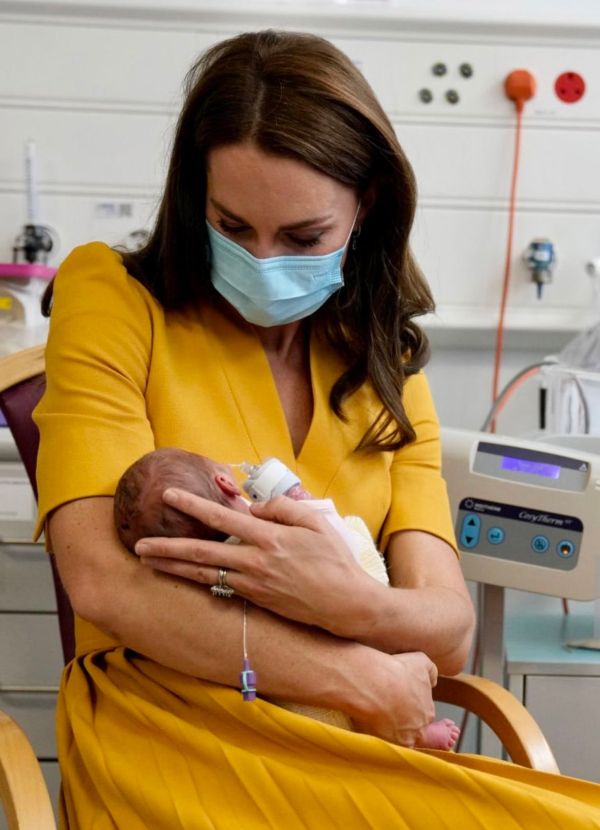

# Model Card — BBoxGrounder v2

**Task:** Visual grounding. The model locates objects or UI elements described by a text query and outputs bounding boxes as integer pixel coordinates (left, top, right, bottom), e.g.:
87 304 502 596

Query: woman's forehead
206 144 355 220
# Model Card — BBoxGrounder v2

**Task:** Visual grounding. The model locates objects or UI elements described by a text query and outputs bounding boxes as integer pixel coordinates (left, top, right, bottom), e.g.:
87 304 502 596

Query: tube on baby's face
281 482 312 501
240 458 304 501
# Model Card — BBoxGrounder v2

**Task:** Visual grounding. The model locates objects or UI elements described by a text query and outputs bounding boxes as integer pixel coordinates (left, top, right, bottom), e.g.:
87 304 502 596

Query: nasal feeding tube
240 458 302 501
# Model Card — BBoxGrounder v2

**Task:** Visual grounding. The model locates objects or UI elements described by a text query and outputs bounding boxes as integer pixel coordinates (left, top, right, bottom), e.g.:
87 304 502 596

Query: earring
351 226 361 251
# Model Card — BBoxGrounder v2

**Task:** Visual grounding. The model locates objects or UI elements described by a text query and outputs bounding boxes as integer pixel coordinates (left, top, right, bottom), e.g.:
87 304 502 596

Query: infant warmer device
442 428 600 601
443 427 600 758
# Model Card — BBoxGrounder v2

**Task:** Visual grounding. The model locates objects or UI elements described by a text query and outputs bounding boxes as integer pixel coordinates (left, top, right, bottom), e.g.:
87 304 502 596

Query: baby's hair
114 447 231 551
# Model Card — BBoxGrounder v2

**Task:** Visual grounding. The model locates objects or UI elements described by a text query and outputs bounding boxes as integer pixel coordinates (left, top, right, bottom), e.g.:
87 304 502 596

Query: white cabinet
0 435 63 827
506 612 600 783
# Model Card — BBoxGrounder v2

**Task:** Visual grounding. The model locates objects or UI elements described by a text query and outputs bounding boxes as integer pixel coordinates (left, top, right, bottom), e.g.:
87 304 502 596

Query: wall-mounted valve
524 238 555 299
12 224 54 265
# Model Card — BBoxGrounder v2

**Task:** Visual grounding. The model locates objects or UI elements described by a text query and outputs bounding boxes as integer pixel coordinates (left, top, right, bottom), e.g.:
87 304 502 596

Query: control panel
456 497 582 571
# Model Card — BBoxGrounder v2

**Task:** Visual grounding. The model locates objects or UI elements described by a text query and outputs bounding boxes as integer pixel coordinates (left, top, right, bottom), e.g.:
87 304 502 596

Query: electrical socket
555 72 585 104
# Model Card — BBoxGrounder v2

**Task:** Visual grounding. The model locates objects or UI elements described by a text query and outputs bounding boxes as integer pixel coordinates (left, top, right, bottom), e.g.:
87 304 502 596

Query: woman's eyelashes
216 219 324 249
289 235 322 248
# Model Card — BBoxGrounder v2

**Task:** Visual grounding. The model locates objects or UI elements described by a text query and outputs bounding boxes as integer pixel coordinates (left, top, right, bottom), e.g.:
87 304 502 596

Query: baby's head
114 447 247 552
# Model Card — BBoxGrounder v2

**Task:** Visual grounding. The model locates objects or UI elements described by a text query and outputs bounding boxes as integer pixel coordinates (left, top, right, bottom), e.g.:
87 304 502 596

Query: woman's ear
215 473 242 498
358 182 378 225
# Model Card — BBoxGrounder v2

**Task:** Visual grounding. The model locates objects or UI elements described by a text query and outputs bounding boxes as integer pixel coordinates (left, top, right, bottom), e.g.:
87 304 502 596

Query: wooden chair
0 345 560 830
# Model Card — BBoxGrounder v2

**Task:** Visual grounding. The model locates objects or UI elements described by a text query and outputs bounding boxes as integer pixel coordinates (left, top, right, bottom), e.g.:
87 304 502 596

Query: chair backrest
0 345 75 664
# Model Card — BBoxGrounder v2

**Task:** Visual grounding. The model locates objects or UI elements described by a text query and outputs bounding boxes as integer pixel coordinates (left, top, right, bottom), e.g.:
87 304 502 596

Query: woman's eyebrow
210 199 332 230
281 216 333 231
211 199 248 224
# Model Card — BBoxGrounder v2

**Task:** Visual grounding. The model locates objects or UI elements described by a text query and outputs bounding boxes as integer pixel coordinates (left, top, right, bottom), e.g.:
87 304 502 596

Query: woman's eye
289 236 322 249
217 220 248 235
217 220 323 250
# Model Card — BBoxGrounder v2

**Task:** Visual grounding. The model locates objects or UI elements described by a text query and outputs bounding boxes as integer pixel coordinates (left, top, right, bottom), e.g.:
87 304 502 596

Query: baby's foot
416 718 460 751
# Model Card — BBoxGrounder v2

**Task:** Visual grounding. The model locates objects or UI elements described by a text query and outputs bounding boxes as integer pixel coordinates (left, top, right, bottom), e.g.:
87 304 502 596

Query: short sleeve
379 372 457 555
33 243 156 538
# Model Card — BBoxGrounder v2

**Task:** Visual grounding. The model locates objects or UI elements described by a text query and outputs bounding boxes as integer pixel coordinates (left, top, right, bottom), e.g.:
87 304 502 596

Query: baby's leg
416 718 460 751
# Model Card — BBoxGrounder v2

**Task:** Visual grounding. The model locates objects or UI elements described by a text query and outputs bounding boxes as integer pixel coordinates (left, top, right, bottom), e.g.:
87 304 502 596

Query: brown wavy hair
43 30 435 452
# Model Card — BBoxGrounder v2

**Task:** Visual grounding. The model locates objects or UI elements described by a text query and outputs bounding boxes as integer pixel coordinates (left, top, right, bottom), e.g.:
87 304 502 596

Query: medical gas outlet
524 238 555 299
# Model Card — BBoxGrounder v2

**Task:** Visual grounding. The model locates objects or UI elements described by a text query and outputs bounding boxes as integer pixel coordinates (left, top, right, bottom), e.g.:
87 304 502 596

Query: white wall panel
402 125 599 205
333 36 600 123
0 21 223 108
0 109 172 192
4 21 600 124
413 206 599 330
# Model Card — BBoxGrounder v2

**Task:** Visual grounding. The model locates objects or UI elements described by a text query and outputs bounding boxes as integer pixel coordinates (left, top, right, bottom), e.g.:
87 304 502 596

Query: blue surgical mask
206 204 359 327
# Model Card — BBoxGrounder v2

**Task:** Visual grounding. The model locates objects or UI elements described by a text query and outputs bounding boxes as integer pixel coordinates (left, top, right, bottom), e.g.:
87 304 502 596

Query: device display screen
474 441 589 493
500 456 561 479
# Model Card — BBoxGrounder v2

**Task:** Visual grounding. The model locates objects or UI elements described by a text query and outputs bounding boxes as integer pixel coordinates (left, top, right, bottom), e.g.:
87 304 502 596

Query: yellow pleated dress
35 244 600 829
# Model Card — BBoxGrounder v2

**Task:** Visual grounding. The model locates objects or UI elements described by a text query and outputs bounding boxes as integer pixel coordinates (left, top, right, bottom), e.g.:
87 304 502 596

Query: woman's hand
349 651 438 747
135 488 381 631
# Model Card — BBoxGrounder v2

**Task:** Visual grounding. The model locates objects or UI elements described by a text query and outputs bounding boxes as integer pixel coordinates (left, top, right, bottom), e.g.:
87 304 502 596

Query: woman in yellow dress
35 29 600 829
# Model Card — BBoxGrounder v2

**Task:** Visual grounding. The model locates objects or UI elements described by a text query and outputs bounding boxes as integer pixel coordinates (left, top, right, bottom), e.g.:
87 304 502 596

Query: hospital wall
1 0 599 435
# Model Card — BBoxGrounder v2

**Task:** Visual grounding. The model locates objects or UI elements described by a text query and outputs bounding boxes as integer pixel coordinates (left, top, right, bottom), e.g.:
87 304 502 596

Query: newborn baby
114 447 460 751
114 448 244 550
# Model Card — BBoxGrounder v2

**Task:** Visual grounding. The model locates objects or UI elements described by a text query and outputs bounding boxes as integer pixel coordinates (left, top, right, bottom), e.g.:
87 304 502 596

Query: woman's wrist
323 641 393 720
319 576 387 643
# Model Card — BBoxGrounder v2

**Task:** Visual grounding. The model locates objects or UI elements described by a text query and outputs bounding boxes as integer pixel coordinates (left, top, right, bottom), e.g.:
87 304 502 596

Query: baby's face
283 483 312 501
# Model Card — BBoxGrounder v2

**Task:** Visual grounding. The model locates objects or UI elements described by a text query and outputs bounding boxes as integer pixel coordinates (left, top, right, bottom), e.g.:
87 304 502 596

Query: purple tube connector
240 658 257 702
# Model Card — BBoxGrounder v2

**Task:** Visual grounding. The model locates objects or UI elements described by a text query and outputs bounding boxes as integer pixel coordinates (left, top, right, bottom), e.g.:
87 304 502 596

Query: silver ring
210 567 234 599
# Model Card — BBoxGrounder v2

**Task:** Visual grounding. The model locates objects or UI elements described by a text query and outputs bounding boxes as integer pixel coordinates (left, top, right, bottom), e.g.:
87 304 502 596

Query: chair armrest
433 673 560 773
0 345 45 393
0 709 56 830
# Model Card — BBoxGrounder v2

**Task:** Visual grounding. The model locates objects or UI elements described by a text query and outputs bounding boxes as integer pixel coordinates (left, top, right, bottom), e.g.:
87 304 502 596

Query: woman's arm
136 490 475 675
49 495 438 747
340 529 475 675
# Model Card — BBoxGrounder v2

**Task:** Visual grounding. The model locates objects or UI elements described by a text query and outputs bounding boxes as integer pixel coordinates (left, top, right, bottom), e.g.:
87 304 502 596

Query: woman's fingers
249 496 327 530
135 534 251 572
161 488 283 546
139 555 217 582
133 489 369 625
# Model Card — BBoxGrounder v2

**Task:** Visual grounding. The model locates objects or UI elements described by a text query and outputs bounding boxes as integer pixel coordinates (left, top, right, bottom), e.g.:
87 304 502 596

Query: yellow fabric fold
57 650 600 829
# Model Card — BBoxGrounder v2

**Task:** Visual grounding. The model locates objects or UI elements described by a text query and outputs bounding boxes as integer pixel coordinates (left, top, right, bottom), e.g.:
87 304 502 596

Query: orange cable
491 107 523 433
490 366 541 423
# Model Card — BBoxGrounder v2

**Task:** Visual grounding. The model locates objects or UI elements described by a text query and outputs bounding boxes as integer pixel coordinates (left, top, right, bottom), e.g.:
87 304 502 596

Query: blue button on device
487 527 505 545
460 513 481 548
531 535 549 554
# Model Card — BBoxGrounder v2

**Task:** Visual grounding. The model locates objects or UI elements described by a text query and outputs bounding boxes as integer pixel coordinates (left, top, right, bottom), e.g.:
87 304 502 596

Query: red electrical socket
555 72 585 103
